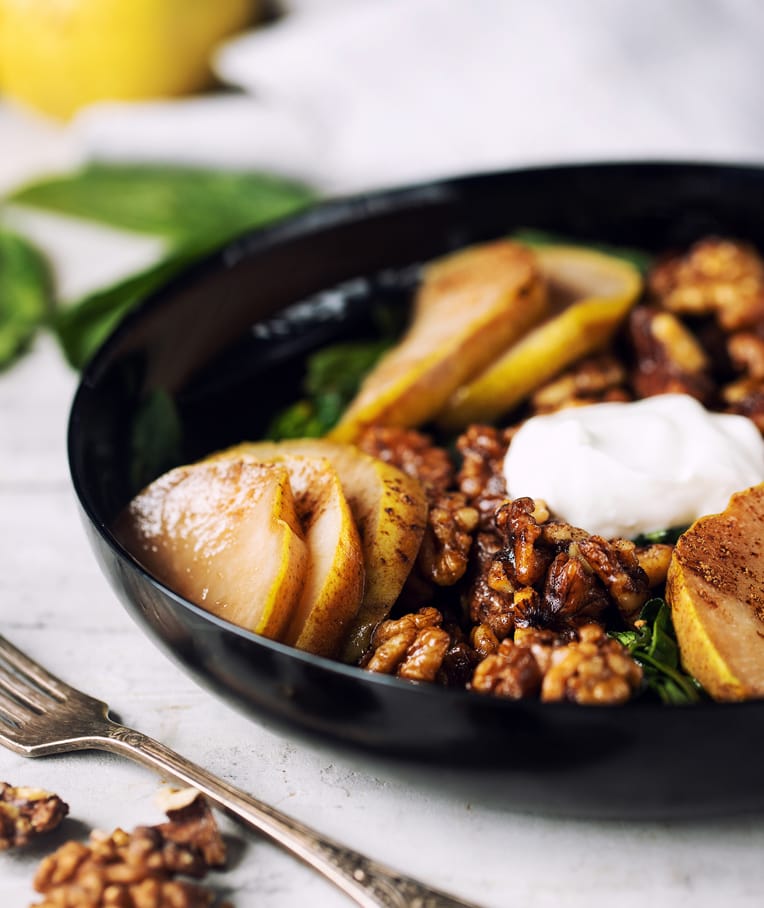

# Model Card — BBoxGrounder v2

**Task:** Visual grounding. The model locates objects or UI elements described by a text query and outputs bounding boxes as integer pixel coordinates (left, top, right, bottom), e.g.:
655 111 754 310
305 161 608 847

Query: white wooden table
4 0 764 900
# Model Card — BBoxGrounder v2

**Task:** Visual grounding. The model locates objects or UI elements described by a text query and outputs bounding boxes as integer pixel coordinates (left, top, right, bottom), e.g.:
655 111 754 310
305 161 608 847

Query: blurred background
1 0 764 370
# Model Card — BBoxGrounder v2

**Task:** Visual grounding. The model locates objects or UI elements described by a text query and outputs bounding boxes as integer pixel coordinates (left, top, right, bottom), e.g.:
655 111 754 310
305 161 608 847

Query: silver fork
0 635 480 908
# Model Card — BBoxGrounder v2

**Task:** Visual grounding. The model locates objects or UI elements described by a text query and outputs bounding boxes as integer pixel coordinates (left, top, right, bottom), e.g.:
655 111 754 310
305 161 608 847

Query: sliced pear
209 439 428 660
114 459 308 641
666 483 764 701
328 240 546 442
438 246 643 428
265 455 365 657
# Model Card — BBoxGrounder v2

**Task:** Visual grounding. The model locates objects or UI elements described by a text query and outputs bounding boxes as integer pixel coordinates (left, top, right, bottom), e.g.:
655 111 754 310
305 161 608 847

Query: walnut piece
530 354 631 414
364 607 455 682
649 238 764 331
32 790 227 908
0 782 68 850
356 425 454 497
456 424 515 528
416 491 478 587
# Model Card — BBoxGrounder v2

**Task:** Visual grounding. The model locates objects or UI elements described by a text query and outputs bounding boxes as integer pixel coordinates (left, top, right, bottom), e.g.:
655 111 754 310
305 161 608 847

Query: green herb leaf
0 228 51 369
130 390 183 492
266 339 391 440
54 252 194 370
611 598 703 704
10 164 316 245
510 228 654 275
632 526 688 546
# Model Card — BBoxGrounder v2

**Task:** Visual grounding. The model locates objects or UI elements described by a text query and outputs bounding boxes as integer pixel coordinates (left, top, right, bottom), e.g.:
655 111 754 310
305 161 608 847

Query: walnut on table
32 790 228 908
0 782 68 850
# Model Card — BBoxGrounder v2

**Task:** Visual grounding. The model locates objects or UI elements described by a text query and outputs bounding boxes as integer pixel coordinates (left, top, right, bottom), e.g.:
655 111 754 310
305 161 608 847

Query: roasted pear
666 483 764 701
438 246 642 428
328 240 545 441
114 459 308 640
210 439 428 661
258 454 364 657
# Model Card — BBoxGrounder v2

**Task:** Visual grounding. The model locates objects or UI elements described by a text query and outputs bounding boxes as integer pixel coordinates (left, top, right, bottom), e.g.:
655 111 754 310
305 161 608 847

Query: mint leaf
0 228 51 369
10 164 315 245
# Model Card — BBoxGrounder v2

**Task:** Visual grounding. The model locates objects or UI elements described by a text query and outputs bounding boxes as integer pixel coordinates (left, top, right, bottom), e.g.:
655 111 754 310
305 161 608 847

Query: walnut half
0 782 68 850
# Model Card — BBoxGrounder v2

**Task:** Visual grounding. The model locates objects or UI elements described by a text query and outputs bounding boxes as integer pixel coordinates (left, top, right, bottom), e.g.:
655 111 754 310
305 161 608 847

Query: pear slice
666 483 764 701
114 459 308 641
328 240 546 442
210 439 428 661
438 246 643 428
266 455 365 657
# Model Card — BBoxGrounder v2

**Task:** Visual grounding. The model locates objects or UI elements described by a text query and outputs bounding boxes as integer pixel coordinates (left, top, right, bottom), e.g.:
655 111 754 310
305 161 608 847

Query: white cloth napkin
73 0 764 192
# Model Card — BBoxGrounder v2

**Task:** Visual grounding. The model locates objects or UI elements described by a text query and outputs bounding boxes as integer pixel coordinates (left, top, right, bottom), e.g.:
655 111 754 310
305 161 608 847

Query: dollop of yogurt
503 394 764 539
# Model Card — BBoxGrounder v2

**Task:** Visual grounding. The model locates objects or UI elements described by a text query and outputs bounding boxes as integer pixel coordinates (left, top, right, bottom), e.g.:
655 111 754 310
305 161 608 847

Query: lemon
0 0 259 119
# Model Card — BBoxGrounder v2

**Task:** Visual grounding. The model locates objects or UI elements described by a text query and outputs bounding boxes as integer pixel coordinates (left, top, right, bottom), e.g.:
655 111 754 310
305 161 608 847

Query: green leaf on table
54 252 195 370
0 228 51 369
611 598 703 705
510 228 654 275
10 163 316 245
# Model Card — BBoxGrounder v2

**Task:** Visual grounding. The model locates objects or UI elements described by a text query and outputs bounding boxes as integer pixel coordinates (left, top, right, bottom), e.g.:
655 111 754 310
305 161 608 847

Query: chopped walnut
470 638 543 699
575 536 650 624
417 491 478 586
32 791 227 908
364 607 452 682
530 355 631 414
356 425 454 496
536 552 610 627
540 624 643 705
629 306 715 402
635 543 674 588
456 424 515 528
495 498 552 587
649 238 764 331
727 330 764 380
722 376 764 431
463 534 516 640
0 782 68 850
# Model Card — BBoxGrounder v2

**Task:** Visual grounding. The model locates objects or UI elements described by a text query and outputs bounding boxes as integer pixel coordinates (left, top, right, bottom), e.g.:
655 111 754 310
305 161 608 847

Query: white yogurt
503 394 764 539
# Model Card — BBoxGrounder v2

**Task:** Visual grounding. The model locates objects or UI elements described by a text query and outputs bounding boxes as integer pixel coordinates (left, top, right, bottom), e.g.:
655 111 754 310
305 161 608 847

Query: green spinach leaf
612 598 703 704
0 228 51 369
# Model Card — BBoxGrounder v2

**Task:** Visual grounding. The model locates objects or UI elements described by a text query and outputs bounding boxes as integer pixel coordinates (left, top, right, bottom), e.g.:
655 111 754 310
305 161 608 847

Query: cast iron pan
68 162 764 818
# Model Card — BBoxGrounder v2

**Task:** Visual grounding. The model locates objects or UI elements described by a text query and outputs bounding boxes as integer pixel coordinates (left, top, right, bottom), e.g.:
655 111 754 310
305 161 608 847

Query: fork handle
93 720 479 908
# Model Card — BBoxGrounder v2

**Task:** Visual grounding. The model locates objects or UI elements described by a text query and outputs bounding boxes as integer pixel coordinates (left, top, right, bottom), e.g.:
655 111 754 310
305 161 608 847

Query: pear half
114 459 308 641
666 483 764 701
438 246 643 428
211 440 428 660
328 240 545 441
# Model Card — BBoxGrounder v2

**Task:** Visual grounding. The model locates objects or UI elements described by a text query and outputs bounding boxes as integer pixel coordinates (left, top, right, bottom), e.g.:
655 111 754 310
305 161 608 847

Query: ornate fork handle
95 722 479 908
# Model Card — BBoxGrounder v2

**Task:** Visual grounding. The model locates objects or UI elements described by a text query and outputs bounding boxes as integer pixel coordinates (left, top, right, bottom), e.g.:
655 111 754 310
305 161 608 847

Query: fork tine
0 688 35 727
0 664 54 713
0 636 68 701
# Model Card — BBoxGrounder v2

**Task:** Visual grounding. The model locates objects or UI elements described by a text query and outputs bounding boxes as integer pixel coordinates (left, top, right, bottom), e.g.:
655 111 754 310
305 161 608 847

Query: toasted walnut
530 355 631 414
417 491 478 586
32 791 227 908
495 498 552 587
629 306 715 402
364 607 451 682
463 534 516 640
0 783 68 850
470 638 542 699
727 331 764 380
470 623 500 657
722 376 764 431
576 536 650 624
541 624 643 705
649 238 764 331
535 552 610 627
356 426 454 496
635 543 674 588
456 424 515 528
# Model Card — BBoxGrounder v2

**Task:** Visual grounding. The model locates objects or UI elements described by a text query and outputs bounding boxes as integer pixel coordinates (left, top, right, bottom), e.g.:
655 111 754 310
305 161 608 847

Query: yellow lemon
0 0 259 119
